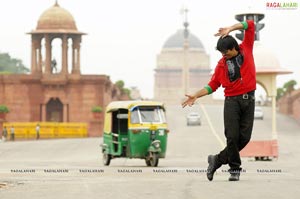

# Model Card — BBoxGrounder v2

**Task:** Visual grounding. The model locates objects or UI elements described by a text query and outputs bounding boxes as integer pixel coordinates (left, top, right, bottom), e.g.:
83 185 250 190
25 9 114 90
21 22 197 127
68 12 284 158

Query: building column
270 75 277 140
42 104 46 121
72 40 76 73
63 104 68 122
37 42 43 73
72 36 81 74
77 39 81 73
31 37 37 74
182 41 189 95
44 34 52 74
271 95 277 139
61 34 68 74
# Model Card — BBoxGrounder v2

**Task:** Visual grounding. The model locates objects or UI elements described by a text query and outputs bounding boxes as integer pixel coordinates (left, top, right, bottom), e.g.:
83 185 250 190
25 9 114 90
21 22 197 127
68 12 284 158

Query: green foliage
115 80 131 99
123 88 131 95
91 106 103 113
277 79 298 100
283 80 297 93
0 52 30 74
276 88 285 101
115 80 125 89
0 105 9 113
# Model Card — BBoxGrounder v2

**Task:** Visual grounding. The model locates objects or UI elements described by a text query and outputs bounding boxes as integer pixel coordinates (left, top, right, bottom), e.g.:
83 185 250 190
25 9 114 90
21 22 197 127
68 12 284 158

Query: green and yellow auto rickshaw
101 100 169 167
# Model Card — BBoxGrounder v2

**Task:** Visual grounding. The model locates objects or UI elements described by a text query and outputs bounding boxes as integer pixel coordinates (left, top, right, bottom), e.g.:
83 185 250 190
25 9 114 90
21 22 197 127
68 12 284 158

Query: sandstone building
0 2 120 136
154 20 212 104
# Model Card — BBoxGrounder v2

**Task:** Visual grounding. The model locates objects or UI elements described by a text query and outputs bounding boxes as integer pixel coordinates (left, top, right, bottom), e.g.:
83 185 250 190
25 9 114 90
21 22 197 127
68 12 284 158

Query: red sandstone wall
292 94 300 123
0 74 118 137
278 89 300 124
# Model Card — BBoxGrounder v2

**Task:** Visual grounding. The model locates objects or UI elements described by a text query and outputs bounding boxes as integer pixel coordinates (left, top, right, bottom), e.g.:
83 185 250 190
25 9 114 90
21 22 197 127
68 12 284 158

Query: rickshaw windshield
130 106 166 124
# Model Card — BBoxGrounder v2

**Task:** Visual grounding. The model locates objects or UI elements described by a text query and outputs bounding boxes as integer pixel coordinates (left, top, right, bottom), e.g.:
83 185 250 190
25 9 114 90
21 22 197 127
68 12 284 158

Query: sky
1 0 299 99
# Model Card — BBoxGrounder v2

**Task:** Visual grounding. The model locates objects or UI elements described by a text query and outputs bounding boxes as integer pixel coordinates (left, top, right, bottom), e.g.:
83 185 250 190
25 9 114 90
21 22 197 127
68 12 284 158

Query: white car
254 107 264 120
186 112 201 126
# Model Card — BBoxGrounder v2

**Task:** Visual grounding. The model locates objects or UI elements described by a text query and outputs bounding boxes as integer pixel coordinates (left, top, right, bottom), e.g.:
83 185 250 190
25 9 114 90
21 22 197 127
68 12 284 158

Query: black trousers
217 93 255 170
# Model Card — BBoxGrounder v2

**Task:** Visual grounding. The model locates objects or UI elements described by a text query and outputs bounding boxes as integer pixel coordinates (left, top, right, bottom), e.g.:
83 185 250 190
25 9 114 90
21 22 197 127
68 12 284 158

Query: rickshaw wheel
145 159 151 166
103 153 111 166
146 152 159 167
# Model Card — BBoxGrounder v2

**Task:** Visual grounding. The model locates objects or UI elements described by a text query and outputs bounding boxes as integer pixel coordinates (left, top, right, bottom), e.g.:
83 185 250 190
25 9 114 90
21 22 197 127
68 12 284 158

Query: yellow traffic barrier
3 122 88 140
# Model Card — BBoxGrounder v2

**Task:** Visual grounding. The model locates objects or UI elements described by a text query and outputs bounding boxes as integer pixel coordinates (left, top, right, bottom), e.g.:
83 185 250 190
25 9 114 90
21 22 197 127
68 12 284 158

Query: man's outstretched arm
214 22 246 38
182 88 209 108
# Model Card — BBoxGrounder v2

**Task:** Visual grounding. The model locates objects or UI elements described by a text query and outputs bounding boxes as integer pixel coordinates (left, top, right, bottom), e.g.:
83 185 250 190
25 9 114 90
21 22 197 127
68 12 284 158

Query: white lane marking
200 104 225 148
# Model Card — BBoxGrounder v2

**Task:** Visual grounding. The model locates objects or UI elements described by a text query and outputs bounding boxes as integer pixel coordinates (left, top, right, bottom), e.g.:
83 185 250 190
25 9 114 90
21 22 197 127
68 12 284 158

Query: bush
0 105 9 113
91 106 103 113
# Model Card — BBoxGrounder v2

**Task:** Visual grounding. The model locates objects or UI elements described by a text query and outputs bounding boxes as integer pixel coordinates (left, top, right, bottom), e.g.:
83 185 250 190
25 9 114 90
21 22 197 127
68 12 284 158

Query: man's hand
182 94 197 108
214 22 244 38
214 27 231 38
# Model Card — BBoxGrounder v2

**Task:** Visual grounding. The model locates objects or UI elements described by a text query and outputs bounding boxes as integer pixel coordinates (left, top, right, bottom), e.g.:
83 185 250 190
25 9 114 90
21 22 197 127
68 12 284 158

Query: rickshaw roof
105 100 165 112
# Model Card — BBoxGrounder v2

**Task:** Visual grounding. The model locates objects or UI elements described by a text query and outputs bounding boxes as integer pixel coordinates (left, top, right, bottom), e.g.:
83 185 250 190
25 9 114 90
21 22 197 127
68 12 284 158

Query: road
0 104 300 199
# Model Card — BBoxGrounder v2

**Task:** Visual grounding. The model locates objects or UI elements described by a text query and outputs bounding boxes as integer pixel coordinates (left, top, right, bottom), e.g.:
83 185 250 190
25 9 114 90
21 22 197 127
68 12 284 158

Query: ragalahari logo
266 2 298 10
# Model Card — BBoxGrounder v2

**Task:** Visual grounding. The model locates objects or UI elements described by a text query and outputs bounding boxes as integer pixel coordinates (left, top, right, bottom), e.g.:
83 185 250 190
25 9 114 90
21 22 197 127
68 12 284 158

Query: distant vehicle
186 112 201 126
254 106 264 120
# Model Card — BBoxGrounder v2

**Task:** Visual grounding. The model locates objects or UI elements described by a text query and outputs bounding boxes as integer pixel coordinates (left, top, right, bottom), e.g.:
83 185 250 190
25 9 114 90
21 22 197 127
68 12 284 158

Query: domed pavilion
0 2 120 137
29 1 85 75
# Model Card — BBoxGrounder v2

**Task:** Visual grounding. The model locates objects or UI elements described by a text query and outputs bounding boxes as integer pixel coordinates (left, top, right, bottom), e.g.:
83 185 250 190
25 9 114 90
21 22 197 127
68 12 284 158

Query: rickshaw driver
182 20 256 181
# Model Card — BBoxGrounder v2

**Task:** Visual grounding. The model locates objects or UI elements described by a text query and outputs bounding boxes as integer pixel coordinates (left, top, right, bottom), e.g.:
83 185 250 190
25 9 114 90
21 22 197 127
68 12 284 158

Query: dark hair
216 35 240 52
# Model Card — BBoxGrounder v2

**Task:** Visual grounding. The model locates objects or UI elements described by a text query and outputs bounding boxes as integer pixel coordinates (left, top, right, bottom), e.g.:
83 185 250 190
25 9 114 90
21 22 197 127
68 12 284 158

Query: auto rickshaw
101 100 168 167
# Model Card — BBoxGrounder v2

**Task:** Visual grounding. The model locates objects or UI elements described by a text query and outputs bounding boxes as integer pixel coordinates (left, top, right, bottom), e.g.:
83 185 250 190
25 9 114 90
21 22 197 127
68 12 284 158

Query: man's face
221 48 238 59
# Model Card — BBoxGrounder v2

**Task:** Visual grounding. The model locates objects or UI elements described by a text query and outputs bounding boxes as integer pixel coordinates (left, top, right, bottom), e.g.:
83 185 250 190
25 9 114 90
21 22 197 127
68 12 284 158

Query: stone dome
254 42 280 68
36 2 77 31
163 29 205 51
254 42 291 74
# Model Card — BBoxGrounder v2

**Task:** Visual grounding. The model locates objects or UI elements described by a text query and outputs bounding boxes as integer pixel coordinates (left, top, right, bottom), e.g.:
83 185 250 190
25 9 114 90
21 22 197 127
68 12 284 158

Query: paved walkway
0 105 299 198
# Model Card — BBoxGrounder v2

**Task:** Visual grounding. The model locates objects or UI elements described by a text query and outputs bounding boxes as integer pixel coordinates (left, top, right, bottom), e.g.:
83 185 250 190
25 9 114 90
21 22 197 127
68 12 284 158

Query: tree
0 52 30 74
115 80 131 99
283 80 297 94
276 88 285 101
277 79 298 100
115 80 125 89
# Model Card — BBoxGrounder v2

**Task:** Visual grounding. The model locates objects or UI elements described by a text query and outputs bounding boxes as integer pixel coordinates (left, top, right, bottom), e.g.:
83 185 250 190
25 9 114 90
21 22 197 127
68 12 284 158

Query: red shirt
208 20 256 97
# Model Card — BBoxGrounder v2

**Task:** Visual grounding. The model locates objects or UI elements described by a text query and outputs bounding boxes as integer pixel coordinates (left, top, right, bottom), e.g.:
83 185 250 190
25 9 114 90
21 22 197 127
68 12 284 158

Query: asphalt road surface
0 104 300 199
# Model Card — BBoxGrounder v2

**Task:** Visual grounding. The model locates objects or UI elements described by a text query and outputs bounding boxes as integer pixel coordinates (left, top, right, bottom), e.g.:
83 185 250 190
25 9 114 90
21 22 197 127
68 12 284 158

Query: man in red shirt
182 20 255 181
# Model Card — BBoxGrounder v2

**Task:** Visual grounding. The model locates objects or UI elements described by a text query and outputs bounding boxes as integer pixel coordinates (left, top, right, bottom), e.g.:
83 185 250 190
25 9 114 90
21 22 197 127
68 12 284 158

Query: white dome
254 42 280 69
162 29 205 51
253 42 291 74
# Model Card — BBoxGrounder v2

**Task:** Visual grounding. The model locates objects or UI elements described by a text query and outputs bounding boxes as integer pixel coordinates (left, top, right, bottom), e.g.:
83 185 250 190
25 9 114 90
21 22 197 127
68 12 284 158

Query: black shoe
207 155 221 181
228 169 241 181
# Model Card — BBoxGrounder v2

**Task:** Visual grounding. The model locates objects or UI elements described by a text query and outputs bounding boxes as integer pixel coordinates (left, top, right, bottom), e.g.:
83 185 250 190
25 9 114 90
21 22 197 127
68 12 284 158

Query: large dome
163 29 205 51
254 42 291 74
254 42 280 68
36 2 77 31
